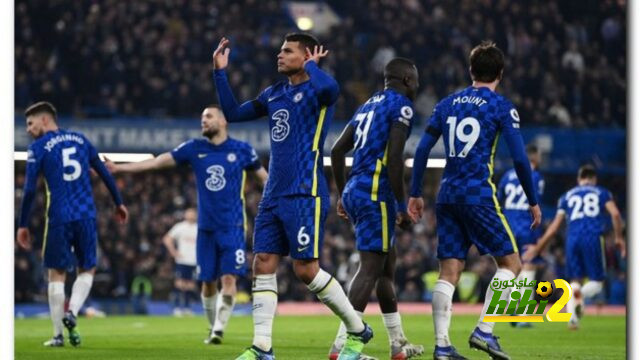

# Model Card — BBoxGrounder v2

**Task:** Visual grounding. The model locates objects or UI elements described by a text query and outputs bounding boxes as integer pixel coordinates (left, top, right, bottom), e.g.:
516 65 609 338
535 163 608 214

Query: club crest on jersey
227 153 237 162
293 92 304 103
271 109 290 142
205 165 226 191
400 106 413 119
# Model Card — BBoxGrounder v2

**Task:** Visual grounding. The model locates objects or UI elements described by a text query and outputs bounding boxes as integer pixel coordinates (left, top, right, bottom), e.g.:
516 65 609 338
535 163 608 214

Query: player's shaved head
284 32 320 52
526 144 541 168
469 41 505 83
384 57 419 101
25 101 57 120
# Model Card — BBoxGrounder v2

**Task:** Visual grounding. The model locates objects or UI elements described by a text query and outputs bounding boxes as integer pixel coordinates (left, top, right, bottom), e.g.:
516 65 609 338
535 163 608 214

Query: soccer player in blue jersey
16 101 128 347
407 42 541 360
522 165 625 330
329 58 424 360
213 33 372 360
497 144 544 328
106 105 268 345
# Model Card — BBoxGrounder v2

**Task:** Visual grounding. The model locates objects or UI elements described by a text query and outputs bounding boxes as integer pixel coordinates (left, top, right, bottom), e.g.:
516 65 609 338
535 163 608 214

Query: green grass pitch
15 314 625 359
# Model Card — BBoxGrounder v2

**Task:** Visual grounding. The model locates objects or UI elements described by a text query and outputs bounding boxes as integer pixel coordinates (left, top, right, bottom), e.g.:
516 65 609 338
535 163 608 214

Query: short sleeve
171 140 194 164
243 144 262 171
556 195 567 214
601 188 613 204
168 223 183 239
390 98 416 130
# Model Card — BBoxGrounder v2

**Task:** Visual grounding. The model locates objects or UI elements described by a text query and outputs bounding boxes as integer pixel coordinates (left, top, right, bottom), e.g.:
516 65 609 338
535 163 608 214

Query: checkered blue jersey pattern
171 137 261 231
254 80 334 200
498 168 544 238
557 185 613 238
22 130 100 225
427 86 527 205
344 89 416 202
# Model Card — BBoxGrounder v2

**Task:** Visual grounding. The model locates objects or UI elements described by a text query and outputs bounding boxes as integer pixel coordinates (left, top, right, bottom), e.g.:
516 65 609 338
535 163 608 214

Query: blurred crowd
15 0 625 128
14 162 627 306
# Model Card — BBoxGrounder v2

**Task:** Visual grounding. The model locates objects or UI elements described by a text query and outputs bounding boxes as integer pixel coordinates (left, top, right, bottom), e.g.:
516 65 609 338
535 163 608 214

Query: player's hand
115 204 129 224
103 156 119 174
17 227 32 251
615 236 626 258
529 204 542 229
396 212 412 230
408 197 424 222
304 45 328 65
336 199 349 221
522 244 539 263
213 37 231 70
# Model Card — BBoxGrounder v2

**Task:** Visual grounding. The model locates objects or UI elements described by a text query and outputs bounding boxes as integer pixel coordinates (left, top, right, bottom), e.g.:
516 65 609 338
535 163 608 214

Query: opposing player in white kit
163 208 198 316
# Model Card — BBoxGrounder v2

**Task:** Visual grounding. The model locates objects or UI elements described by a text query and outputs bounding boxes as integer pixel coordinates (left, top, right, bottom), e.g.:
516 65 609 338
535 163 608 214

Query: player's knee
253 253 278 274
292 259 319 284
201 281 217 297
220 275 237 294
496 253 522 276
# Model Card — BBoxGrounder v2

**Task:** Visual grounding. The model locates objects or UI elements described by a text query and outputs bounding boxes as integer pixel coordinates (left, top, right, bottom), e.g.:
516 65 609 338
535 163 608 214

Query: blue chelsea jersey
171 137 261 230
557 185 612 238
498 168 544 237
344 89 416 202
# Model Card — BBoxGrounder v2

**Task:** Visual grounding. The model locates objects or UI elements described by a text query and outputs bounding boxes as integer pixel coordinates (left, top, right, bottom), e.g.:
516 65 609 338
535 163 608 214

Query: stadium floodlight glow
321 157 446 168
404 158 446 168
323 157 353 167
14 151 155 163
296 16 314 30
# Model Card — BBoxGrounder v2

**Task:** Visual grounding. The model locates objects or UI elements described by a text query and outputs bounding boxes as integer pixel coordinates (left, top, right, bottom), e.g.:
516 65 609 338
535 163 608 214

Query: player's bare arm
162 234 179 259
105 152 176 174
252 167 269 187
605 199 626 258
330 124 355 221
387 122 411 229
522 212 564 262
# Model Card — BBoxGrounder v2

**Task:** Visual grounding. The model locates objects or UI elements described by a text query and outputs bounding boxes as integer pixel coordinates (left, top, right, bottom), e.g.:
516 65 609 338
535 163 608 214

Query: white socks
477 268 515 334
582 281 603 298
252 274 278 352
213 294 236 332
433 280 455 347
202 294 217 328
48 282 65 337
308 269 364 334
515 269 535 316
69 273 93 316
333 311 363 350
382 312 406 344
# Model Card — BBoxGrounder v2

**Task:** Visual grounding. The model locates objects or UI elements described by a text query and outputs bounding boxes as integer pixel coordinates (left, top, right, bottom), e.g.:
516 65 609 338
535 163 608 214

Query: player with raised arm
16 101 128 347
522 164 625 330
106 105 268 345
213 33 372 360
407 42 541 360
496 144 545 328
329 57 424 360
163 208 198 317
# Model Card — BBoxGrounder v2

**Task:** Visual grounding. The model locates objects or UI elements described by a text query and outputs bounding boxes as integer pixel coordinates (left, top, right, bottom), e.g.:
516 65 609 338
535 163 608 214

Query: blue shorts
342 191 395 252
175 264 197 281
43 219 97 270
196 227 246 282
566 235 606 281
253 196 329 259
436 203 517 259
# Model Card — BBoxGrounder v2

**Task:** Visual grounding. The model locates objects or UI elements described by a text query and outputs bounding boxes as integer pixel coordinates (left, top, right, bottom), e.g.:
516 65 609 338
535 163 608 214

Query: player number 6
297 226 310 246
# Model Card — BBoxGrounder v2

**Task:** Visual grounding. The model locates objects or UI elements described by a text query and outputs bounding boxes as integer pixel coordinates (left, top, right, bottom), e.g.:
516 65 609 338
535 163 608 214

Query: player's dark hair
25 101 57 119
578 164 597 179
469 41 505 83
525 144 538 155
284 32 320 51
384 57 416 81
